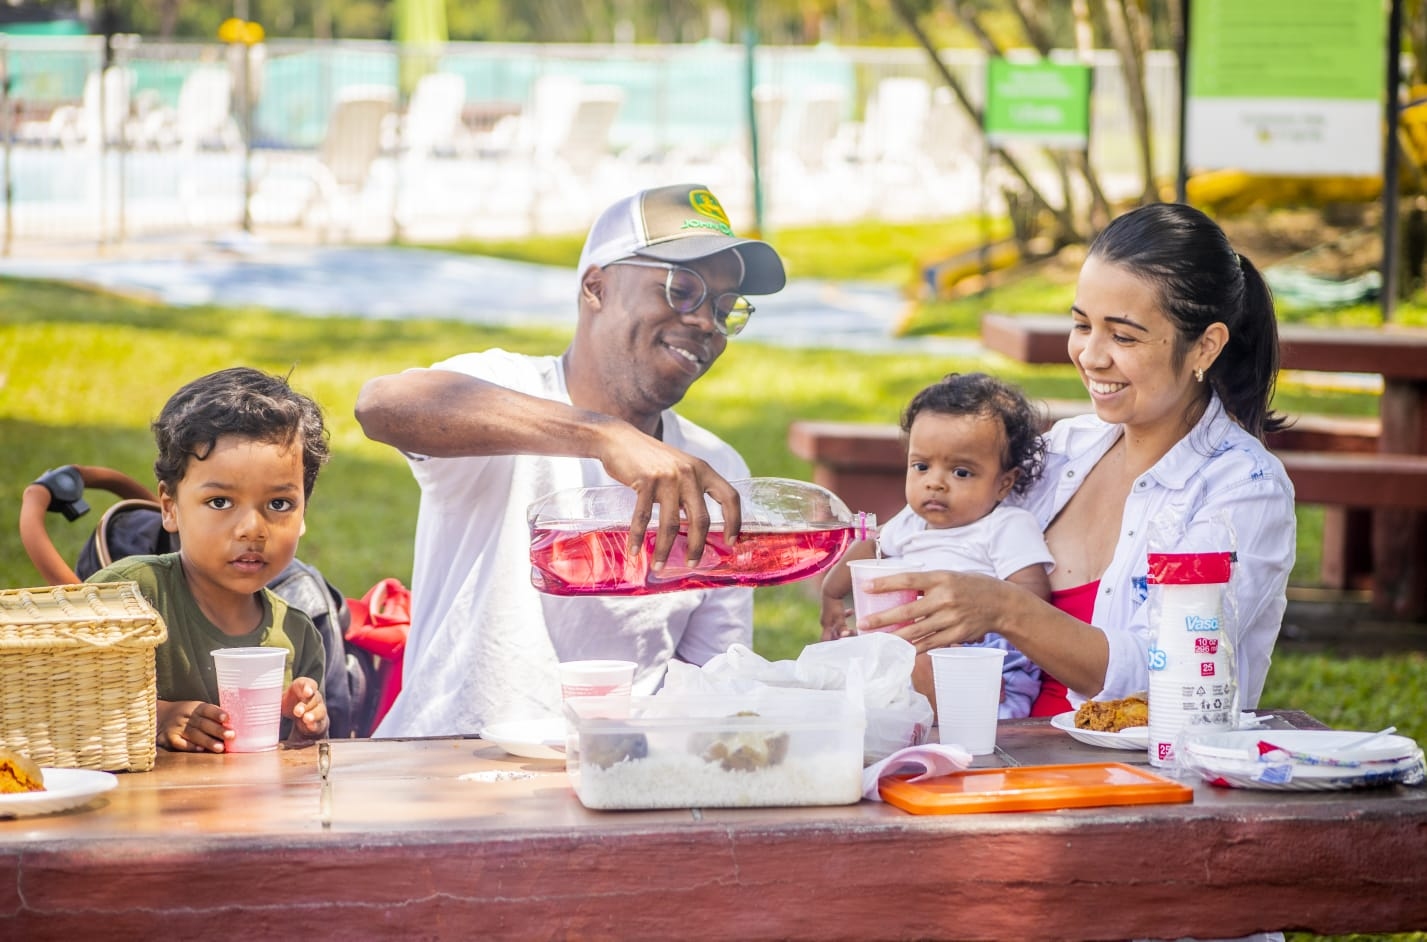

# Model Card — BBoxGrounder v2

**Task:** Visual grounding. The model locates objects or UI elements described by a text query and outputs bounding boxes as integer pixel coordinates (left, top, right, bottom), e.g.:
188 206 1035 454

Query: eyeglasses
603 258 754 336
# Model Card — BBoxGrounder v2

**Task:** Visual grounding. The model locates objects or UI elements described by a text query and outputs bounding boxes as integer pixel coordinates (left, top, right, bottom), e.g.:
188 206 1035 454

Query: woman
867 202 1297 713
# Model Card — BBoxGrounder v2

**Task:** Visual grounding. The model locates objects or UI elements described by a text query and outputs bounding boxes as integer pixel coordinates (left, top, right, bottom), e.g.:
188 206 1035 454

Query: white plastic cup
558 659 636 700
929 646 1006 755
212 647 288 753
847 558 924 631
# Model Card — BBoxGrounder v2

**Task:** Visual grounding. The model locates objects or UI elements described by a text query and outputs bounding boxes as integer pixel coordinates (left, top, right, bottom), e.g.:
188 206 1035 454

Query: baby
88 367 331 751
820 372 1053 718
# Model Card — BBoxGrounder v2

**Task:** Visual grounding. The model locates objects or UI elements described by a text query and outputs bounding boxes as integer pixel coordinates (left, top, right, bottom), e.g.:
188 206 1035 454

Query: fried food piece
1074 694 1149 733
692 711 791 772
583 729 650 770
0 748 45 793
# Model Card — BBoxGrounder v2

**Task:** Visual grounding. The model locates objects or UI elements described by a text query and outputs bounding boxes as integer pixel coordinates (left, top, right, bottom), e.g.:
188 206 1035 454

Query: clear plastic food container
529 477 867 596
563 692 865 809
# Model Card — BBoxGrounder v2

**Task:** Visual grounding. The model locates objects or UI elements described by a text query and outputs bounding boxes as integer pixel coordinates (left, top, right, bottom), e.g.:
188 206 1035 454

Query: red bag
345 578 411 736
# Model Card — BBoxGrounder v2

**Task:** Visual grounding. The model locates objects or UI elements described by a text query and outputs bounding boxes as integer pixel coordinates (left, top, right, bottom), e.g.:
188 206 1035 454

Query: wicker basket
0 582 168 772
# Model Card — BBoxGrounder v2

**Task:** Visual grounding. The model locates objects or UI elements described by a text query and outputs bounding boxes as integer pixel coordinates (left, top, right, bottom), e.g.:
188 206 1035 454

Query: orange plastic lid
879 762 1194 815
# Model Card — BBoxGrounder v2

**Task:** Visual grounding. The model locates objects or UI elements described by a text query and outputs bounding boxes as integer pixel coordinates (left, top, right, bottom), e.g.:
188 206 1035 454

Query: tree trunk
1100 0 1158 205
897 0 1081 245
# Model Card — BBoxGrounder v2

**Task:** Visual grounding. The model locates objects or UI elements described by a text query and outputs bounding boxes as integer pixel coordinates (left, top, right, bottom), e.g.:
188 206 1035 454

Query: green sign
1189 0 1382 101
1185 0 1385 176
984 59 1091 147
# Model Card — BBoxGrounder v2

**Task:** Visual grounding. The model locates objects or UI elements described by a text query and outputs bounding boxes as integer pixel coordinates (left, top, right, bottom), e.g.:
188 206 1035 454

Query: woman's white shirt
1008 396 1296 708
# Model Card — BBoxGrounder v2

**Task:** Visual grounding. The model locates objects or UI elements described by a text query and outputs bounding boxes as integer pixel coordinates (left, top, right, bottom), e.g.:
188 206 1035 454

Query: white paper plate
1051 711 1149 750
1183 753 1425 791
1187 759 1421 793
1184 729 1420 765
480 718 566 760
0 768 118 819
1181 730 1425 791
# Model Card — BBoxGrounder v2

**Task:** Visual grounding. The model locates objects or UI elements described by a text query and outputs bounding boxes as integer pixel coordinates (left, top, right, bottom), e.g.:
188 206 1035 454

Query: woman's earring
1194 367 1205 383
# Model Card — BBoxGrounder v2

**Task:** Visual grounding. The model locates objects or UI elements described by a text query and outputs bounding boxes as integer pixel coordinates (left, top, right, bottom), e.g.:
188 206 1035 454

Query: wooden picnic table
3 713 1425 940
980 313 1427 619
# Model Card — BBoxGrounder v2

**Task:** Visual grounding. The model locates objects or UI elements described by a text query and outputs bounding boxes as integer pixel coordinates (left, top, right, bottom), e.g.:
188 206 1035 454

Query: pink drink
851 584 920 631
530 524 853 596
219 685 283 752
848 559 924 631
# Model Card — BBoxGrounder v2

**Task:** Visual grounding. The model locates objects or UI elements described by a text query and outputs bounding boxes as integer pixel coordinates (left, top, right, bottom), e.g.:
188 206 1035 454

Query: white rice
573 749 861 809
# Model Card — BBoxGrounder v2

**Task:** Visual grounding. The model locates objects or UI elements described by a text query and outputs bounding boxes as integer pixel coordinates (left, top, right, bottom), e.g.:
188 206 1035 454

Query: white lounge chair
385 71 469 159
251 86 397 240
138 67 241 152
21 67 136 149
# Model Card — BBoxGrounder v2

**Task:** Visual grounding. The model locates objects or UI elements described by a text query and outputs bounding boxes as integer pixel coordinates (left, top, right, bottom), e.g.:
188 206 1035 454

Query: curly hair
900 372 1046 495
152 367 330 499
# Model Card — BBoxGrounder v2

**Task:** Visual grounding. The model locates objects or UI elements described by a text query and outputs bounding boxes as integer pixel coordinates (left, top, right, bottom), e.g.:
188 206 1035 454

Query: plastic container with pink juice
847 557 925 631
212 647 287 752
528 478 873 596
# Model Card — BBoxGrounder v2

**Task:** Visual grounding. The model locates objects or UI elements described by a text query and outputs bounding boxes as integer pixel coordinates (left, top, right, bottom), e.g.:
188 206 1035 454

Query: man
357 183 787 736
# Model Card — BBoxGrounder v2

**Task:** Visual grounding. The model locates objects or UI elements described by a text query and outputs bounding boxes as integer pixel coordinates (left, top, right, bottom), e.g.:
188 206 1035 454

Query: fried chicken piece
0 748 45 793
1074 694 1148 733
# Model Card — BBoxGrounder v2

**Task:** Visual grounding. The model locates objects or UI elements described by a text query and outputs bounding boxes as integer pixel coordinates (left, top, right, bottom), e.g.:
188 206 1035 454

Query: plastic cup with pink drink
558 659 637 700
847 558 925 632
212 646 288 752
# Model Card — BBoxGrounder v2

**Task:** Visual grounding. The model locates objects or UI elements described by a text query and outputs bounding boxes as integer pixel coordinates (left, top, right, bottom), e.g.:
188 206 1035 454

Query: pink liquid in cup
212 646 288 753
218 684 283 752
558 659 636 700
561 681 632 698
848 559 924 631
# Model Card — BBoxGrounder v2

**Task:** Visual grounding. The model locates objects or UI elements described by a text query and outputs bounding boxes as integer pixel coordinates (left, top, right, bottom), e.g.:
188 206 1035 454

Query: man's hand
595 423 742 570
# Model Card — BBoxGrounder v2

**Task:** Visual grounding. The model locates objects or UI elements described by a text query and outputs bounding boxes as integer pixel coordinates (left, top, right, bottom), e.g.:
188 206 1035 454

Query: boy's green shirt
87 553 326 711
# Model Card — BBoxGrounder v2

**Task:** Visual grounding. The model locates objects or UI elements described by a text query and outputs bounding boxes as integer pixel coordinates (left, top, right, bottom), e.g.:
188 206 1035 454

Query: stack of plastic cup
212 647 288 753
847 558 924 632
1146 552 1237 768
929 646 1006 755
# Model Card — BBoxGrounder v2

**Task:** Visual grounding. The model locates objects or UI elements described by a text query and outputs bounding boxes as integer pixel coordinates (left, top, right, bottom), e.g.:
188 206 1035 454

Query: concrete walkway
0 235 980 356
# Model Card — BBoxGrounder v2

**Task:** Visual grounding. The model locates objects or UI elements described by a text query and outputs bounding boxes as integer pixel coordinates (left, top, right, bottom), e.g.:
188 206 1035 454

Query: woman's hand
854 570 1013 650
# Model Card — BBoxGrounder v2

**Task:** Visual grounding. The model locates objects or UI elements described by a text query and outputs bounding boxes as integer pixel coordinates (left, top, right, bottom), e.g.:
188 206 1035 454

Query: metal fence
0 34 1180 248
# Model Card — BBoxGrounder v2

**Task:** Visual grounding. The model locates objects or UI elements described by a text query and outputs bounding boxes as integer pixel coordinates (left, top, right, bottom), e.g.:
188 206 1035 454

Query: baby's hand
157 699 233 753
820 595 854 642
282 677 329 739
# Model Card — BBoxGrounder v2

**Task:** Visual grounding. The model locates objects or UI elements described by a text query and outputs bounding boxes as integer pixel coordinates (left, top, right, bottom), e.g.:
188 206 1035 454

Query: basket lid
0 582 168 648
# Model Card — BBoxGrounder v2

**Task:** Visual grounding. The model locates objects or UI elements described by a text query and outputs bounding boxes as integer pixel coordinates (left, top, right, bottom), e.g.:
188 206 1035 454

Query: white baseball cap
576 183 786 295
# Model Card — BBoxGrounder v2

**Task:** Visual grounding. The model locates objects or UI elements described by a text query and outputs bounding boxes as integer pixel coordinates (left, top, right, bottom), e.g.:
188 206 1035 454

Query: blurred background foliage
16 0 1178 46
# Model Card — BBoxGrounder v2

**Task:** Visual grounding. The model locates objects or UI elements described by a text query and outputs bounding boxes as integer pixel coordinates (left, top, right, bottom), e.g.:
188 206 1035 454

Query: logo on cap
687 188 733 235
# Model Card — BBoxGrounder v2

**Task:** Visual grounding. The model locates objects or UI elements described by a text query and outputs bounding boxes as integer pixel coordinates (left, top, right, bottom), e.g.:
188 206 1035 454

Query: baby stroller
19 464 387 738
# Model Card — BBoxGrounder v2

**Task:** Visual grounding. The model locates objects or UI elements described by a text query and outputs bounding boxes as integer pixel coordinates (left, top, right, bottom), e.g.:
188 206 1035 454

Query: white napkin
861 742 974 800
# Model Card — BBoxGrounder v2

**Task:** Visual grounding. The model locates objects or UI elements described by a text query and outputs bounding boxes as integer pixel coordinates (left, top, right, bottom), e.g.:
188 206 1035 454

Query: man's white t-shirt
374 349 753 737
